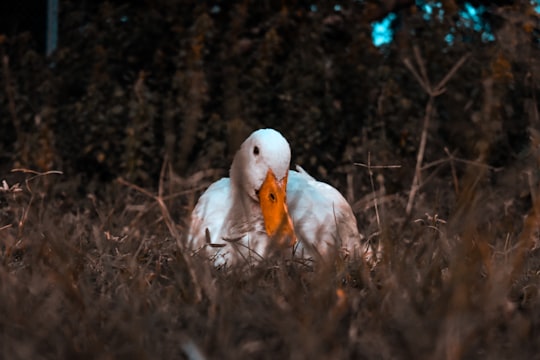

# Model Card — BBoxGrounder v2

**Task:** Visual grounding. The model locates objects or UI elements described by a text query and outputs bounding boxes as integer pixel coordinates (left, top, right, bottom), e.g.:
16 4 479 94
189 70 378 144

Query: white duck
188 129 369 266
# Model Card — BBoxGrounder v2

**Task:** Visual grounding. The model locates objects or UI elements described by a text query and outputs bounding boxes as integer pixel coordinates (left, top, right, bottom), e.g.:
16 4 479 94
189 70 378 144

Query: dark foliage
1 0 540 359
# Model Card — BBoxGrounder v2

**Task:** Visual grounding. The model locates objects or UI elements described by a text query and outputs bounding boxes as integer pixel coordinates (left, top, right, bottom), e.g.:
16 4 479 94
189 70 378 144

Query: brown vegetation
1 1 540 359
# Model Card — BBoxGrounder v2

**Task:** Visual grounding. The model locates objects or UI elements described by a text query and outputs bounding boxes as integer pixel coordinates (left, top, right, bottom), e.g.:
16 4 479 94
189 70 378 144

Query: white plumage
188 129 369 266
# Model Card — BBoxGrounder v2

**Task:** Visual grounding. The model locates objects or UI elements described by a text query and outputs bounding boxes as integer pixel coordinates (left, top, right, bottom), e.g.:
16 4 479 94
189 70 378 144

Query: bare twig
420 153 497 171
11 168 63 176
414 46 431 90
437 54 470 92
403 50 469 216
117 158 204 302
11 168 63 193
354 153 402 262
406 97 434 215
364 153 388 262
352 193 399 213
366 153 381 230
117 177 154 198
2 169 63 238
444 147 460 195
354 163 401 169
403 58 430 94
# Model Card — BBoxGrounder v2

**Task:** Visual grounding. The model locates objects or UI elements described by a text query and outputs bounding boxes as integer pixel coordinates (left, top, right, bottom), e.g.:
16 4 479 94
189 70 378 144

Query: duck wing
287 166 366 259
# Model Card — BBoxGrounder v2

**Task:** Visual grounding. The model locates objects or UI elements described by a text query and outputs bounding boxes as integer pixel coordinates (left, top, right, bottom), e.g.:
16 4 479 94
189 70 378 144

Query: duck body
188 129 367 266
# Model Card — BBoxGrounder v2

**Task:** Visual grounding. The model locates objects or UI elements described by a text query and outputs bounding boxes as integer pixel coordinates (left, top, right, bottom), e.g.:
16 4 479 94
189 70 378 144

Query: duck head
230 129 297 247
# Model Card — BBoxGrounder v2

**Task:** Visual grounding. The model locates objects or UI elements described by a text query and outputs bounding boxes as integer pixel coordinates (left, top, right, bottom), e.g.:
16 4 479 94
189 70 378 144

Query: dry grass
1 163 539 360
0 2 538 358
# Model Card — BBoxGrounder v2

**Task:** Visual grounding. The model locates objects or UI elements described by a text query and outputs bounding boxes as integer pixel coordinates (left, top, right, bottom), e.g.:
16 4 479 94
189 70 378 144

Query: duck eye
253 146 259 155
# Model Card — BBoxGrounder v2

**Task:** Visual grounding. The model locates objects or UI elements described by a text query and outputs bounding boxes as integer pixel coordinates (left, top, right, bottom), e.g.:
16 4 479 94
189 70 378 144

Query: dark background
1 1 536 191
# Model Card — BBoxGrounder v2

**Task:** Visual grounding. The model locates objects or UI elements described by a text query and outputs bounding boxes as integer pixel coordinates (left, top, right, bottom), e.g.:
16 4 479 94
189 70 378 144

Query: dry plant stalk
355 154 401 261
11 168 63 192
117 156 203 302
2 169 63 254
403 47 469 216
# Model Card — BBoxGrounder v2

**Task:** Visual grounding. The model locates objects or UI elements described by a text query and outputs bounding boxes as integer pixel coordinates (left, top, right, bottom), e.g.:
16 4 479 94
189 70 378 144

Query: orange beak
258 169 297 248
